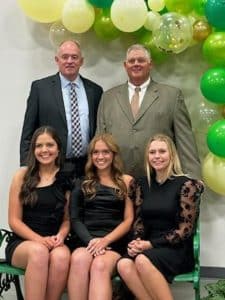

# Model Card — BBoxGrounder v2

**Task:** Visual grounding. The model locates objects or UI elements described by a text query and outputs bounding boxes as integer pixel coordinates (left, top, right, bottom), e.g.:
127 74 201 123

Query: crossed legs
117 254 173 300
67 247 121 300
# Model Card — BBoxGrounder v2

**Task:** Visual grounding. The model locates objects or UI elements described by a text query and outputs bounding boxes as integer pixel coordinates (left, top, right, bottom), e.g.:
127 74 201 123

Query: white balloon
144 11 161 31
62 0 95 34
147 0 165 12
111 0 148 32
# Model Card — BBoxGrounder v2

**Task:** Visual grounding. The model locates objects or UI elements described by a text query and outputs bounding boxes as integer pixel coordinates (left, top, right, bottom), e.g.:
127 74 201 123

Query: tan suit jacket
96 80 201 179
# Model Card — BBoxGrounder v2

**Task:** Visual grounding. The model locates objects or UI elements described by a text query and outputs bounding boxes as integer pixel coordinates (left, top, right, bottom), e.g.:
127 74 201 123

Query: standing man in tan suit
96 44 201 179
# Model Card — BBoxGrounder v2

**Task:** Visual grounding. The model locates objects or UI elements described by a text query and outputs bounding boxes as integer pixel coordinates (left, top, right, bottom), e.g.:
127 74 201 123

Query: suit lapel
52 73 67 127
116 84 134 124
135 80 159 123
82 77 95 138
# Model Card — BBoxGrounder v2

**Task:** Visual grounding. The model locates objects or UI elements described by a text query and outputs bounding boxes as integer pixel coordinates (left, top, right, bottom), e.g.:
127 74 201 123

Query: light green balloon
94 10 121 41
165 0 193 14
203 32 225 67
192 0 207 16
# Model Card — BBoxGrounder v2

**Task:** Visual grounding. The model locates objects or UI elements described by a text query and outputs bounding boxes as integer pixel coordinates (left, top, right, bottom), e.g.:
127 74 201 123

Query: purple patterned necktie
70 82 82 157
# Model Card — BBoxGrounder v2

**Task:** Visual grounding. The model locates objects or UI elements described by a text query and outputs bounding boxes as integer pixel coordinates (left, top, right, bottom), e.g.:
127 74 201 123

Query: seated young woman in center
67 133 134 300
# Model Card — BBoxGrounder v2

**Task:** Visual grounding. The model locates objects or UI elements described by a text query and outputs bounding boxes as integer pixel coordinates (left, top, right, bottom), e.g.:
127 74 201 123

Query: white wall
1 0 224 267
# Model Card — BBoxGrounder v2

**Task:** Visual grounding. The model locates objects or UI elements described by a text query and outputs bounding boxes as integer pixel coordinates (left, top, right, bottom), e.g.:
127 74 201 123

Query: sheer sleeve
69 182 93 245
151 179 204 248
131 178 145 239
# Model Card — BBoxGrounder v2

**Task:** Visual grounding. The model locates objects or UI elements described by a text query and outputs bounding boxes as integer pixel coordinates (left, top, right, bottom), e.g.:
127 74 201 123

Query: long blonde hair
145 134 184 186
82 134 127 200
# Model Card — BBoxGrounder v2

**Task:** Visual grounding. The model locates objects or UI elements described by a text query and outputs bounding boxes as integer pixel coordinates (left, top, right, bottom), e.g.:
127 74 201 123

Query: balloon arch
17 0 225 196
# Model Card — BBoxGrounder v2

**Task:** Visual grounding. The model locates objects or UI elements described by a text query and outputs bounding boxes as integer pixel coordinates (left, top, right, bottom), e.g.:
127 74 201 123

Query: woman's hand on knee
50 233 64 248
87 237 110 256
39 236 55 250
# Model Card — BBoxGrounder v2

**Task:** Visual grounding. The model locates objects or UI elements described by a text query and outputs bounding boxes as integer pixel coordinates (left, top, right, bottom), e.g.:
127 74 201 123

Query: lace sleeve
151 179 204 248
130 179 145 239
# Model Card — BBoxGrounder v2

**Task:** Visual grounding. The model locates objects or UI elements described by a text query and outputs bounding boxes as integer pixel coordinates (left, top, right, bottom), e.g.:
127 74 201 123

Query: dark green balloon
207 119 225 158
88 0 113 9
200 67 225 104
205 0 225 30
94 10 121 41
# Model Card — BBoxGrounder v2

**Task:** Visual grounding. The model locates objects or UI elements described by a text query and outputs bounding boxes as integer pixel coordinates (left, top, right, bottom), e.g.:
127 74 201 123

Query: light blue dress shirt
59 73 89 158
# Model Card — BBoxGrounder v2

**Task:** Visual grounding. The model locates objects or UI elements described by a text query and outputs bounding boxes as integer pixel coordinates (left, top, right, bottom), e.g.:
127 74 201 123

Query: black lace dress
131 175 204 283
70 181 134 255
5 172 72 264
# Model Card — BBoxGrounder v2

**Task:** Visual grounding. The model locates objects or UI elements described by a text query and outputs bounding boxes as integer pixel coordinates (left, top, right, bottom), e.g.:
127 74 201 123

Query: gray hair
56 39 81 55
126 44 151 61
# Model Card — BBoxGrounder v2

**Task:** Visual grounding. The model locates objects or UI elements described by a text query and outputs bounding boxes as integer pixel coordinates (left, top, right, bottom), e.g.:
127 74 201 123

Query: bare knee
50 246 70 272
135 254 156 274
70 248 92 271
90 257 110 277
27 243 49 268
117 258 134 279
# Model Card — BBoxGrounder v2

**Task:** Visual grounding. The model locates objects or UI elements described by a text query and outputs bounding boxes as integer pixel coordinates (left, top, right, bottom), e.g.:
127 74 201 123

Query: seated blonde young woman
117 133 204 300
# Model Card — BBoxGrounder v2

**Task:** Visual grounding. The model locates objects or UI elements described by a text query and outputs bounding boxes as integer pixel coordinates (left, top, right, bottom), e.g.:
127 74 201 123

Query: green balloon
138 31 169 64
88 0 113 9
165 0 193 14
203 32 225 67
200 67 225 104
207 120 225 158
94 10 121 41
192 0 207 16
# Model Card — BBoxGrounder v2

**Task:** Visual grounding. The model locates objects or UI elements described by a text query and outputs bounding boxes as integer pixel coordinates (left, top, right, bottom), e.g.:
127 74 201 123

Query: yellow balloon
62 0 95 33
111 0 148 32
17 0 66 23
202 152 225 196
148 0 165 12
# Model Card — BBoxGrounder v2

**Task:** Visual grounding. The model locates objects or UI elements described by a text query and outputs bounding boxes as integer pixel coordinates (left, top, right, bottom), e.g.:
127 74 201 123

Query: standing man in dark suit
20 40 103 178
97 44 201 179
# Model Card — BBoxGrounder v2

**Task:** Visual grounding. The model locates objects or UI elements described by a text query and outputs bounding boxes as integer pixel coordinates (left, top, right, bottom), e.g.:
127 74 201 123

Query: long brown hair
145 134 184 186
19 126 63 205
82 133 127 200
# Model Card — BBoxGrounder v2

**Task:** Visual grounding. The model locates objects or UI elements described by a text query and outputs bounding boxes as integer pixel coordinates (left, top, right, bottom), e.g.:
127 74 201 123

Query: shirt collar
128 77 151 90
59 73 81 89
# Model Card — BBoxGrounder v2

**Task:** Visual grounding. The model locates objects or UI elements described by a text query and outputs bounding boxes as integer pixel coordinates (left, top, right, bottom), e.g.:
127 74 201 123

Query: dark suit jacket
97 80 201 179
20 73 103 165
